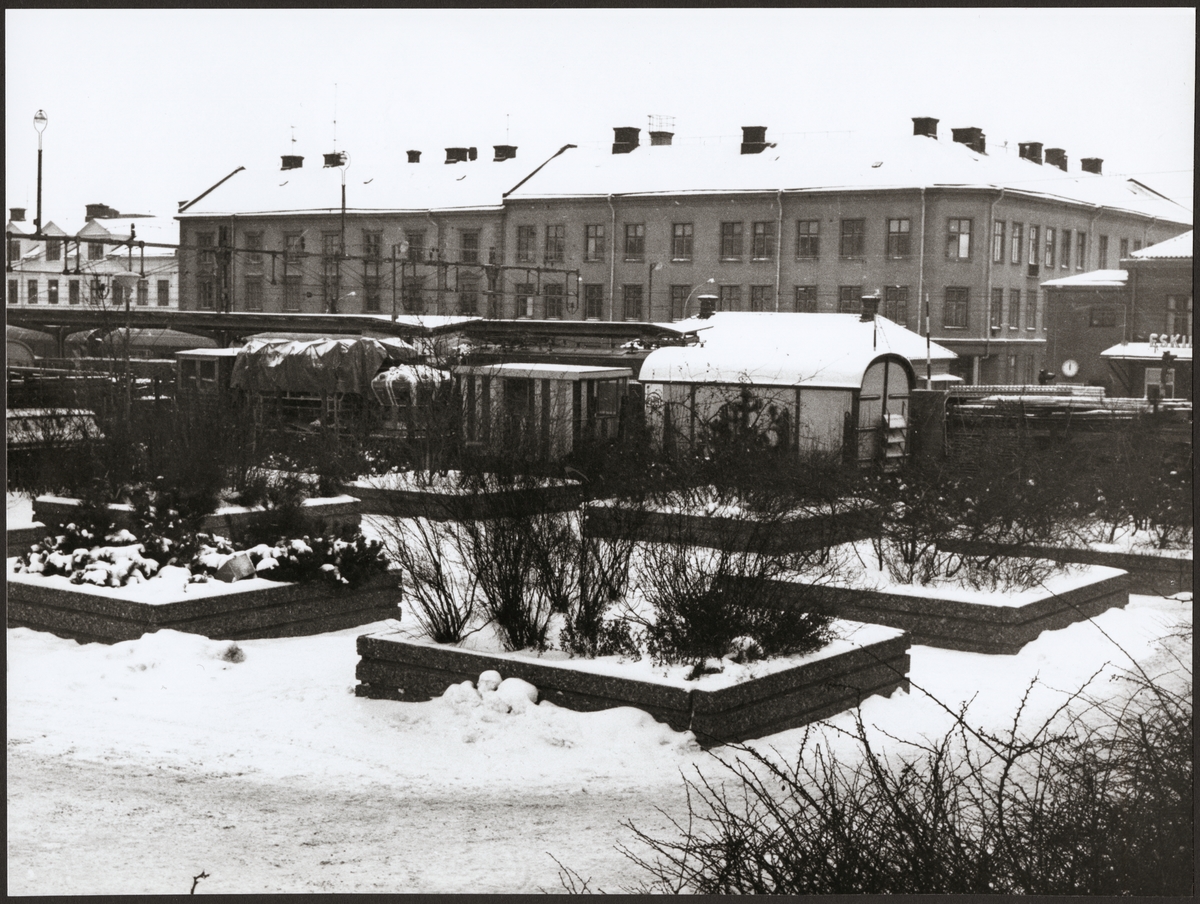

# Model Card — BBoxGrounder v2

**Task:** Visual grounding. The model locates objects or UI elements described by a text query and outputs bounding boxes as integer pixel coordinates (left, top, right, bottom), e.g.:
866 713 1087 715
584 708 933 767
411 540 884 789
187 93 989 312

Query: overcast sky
6 8 1195 226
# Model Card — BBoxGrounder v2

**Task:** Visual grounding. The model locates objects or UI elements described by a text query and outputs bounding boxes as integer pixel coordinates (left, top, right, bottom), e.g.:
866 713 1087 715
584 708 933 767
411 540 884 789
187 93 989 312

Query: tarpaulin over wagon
230 337 389 395
369 365 450 407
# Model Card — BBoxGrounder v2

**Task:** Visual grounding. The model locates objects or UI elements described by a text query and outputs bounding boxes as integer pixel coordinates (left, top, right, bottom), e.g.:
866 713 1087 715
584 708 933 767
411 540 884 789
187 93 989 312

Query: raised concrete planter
748 568 1130 655
345 477 583 521
6 522 47 557
585 502 878 554
355 623 910 747
937 538 1192 596
32 494 362 543
7 567 401 644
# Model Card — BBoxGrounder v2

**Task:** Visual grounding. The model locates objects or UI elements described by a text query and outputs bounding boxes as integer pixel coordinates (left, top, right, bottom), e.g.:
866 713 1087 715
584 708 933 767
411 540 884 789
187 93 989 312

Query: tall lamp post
33 110 48 234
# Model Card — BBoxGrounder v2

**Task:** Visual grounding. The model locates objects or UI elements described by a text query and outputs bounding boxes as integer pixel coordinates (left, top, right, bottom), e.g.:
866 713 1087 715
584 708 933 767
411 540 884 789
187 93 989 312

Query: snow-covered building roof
639 312 955 389
178 146 567 218
1042 269 1128 288
1100 341 1192 362
1130 229 1193 260
454 363 634 381
90 215 179 246
506 131 1192 224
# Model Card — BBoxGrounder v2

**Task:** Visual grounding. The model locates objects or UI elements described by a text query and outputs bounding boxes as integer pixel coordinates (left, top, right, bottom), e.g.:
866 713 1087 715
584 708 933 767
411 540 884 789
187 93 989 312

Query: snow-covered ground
7 590 1190 894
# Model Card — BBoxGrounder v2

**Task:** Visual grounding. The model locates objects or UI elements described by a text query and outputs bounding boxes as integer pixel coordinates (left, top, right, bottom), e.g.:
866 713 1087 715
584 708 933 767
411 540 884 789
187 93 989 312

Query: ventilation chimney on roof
1018 142 1044 165
323 152 347 168
1081 157 1103 175
281 155 304 170
860 293 881 322
86 203 120 219
951 127 986 154
10 208 26 222
612 127 640 154
912 117 939 138
468 147 478 161
741 125 769 154
445 147 469 164
697 293 718 319
1044 148 1068 171
649 130 673 146
493 144 517 161
406 150 421 163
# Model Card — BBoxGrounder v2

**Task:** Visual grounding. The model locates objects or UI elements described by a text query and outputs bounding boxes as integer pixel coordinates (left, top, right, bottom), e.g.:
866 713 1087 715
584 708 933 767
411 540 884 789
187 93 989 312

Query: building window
90 277 104 303
406 231 426 263
47 279 59 305
197 278 215 310
156 280 169 307
458 276 479 316
362 276 380 313
111 282 130 309
196 231 216 271
1166 295 1192 337
1119 237 1129 261
887 218 912 259
459 229 480 264
6 236 19 262
1089 307 1118 328
795 220 820 258
283 275 301 312
718 284 742 312
70 279 81 305
946 218 972 259
284 232 304 263
362 231 382 262
544 224 565 264
838 285 862 314
1011 222 1023 264
584 225 606 262
1076 232 1087 270
1008 289 1021 329
1045 227 1056 269
751 222 776 260
1098 235 1109 269
992 220 1005 263
794 285 818 313
137 279 149 306
584 283 604 320
88 240 104 261
540 283 563 319
624 224 645 261
8 279 18 304
943 287 969 329
622 284 643 320
884 286 908 325
1133 239 1142 252
404 276 426 314
46 238 61 262
671 223 693 260
990 287 1003 328
1028 226 1039 265
668 285 691 321
720 222 744 259
244 277 264 311
245 231 263 266
839 219 865 258
750 285 772 311
1062 230 1072 269
27 279 39 304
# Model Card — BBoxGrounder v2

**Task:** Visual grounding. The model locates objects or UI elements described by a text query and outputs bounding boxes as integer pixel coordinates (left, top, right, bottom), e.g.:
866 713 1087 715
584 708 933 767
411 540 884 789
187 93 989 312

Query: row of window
7 277 171 306
7 236 107 263
194 229 489 270
991 222 1146 270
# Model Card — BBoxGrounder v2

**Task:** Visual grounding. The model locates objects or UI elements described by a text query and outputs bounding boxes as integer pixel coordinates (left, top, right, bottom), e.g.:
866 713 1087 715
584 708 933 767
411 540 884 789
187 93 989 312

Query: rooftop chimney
322 152 347 168
912 117 939 138
493 144 517 161
612 127 640 154
1081 157 1103 175
1018 142 1044 165
860 293 881 322
697 293 718 319
86 203 120 220
281 155 304 170
951 126 986 154
649 130 674 146
1044 148 1068 171
468 147 478 161
10 207 26 222
741 125 769 154
445 147 469 164
406 150 421 163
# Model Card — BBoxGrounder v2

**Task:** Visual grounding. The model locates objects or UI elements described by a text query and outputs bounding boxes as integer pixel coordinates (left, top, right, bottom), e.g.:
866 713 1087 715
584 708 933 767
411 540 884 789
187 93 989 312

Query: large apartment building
175 119 1190 384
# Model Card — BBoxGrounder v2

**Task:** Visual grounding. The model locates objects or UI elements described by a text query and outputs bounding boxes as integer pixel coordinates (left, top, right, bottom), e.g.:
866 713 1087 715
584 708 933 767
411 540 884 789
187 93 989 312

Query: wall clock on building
1061 359 1079 378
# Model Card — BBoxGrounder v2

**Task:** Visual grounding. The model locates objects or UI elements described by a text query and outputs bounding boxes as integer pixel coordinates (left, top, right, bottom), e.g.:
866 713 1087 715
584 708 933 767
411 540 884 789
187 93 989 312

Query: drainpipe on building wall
229 213 236 313
774 190 783 311
917 187 929 385
607 194 616 322
426 210 440 314
983 188 1005 367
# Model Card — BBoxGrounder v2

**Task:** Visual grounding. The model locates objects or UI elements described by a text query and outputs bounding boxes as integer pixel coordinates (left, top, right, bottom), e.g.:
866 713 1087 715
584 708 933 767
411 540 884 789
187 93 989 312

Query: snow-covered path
7 593 1191 895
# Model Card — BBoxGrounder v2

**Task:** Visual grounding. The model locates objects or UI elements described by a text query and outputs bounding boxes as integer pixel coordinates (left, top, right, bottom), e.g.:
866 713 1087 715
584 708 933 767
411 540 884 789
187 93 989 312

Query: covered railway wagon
638 313 955 467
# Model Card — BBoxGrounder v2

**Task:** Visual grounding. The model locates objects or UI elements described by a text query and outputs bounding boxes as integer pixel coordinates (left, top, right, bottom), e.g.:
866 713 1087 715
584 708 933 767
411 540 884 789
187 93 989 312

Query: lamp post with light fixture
683 278 717 319
33 110 48 235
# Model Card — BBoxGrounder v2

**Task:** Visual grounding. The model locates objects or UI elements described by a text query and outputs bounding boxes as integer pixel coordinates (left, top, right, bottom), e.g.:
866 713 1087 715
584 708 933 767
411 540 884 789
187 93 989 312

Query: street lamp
33 110 48 234
682 278 717 319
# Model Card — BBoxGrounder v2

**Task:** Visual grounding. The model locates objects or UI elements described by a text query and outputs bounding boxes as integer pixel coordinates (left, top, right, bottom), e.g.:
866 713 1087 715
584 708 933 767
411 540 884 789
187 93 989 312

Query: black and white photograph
6 8 1193 895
